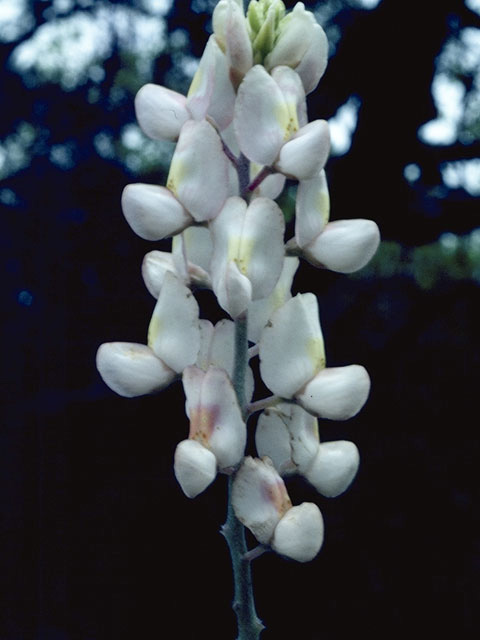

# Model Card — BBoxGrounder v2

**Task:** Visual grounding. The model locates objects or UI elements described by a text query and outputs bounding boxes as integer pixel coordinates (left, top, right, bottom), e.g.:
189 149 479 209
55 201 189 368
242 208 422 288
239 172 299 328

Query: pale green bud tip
247 0 286 63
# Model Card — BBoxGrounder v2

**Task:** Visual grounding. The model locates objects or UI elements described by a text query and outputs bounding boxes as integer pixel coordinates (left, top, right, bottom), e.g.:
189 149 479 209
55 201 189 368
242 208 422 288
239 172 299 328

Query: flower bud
271 502 324 562
96 342 175 398
134 84 190 142
264 2 328 94
213 0 253 82
174 439 217 498
210 196 285 318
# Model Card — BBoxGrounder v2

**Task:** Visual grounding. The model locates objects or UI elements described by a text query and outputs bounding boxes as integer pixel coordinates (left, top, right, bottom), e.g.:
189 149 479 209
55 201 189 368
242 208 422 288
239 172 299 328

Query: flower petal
210 196 285 313
305 440 360 498
240 197 286 300
255 402 319 475
134 84 189 141
275 120 330 180
248 256 299 344
187 35 236 131
271 502 324 562
296 365 371 420
196 319 255 401
141 251 176 298
148 272 200 373
96 342 175 398
167 120 230 222
232 456 292 544
264 2 317 71
303 219 381 273
174 439 217 498
295 22 329 94
295 169 330 248
259 293 325 398
122 184 193 241
213 0 253 79
224 260 253 318
184 365 246 469
234 65 289 165
270 65 307 129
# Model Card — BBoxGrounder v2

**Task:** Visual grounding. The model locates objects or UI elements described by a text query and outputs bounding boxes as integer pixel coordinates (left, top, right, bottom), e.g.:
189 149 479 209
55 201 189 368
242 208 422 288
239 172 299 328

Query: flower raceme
97 0 380 565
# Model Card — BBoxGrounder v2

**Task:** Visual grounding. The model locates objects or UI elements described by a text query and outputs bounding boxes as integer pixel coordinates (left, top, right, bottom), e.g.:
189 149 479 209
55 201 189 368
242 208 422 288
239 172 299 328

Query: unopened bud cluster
97 0 379 564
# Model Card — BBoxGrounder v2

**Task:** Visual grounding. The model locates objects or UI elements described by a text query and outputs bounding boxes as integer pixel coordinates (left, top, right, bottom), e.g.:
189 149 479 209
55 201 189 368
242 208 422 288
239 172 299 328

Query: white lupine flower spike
98 1 378 635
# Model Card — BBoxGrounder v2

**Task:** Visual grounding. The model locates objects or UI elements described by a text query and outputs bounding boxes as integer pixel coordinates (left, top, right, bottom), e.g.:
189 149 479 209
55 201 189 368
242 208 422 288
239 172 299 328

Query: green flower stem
222 313 264 640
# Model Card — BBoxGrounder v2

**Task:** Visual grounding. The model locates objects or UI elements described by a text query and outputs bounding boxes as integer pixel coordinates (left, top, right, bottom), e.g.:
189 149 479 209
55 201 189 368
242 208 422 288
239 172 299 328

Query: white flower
255 402 360 497
234 65 330 179
96 272 200 397
232 456 324 561
174 365 247 498
259 293 371 420
210 196 285 318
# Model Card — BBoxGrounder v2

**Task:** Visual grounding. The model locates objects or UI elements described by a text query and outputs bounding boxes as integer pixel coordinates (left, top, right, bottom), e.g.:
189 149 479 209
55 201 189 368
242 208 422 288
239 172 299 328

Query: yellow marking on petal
316 190 330 226
187 68 203 98
166 157 186 198
147 312 162 349
228 235 255 275
306 336 326 372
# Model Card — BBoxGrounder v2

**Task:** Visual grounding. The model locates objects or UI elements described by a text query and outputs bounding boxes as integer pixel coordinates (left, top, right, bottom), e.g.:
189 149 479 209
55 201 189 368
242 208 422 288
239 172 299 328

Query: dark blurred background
1 0 479 638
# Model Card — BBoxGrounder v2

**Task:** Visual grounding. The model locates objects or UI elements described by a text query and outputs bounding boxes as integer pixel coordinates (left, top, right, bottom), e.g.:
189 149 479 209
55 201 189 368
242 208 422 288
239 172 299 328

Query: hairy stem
222 313 264 640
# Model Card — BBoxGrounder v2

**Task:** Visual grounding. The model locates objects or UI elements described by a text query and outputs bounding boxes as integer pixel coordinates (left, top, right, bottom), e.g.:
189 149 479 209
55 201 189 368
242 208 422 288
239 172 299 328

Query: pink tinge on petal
189 405 221 445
